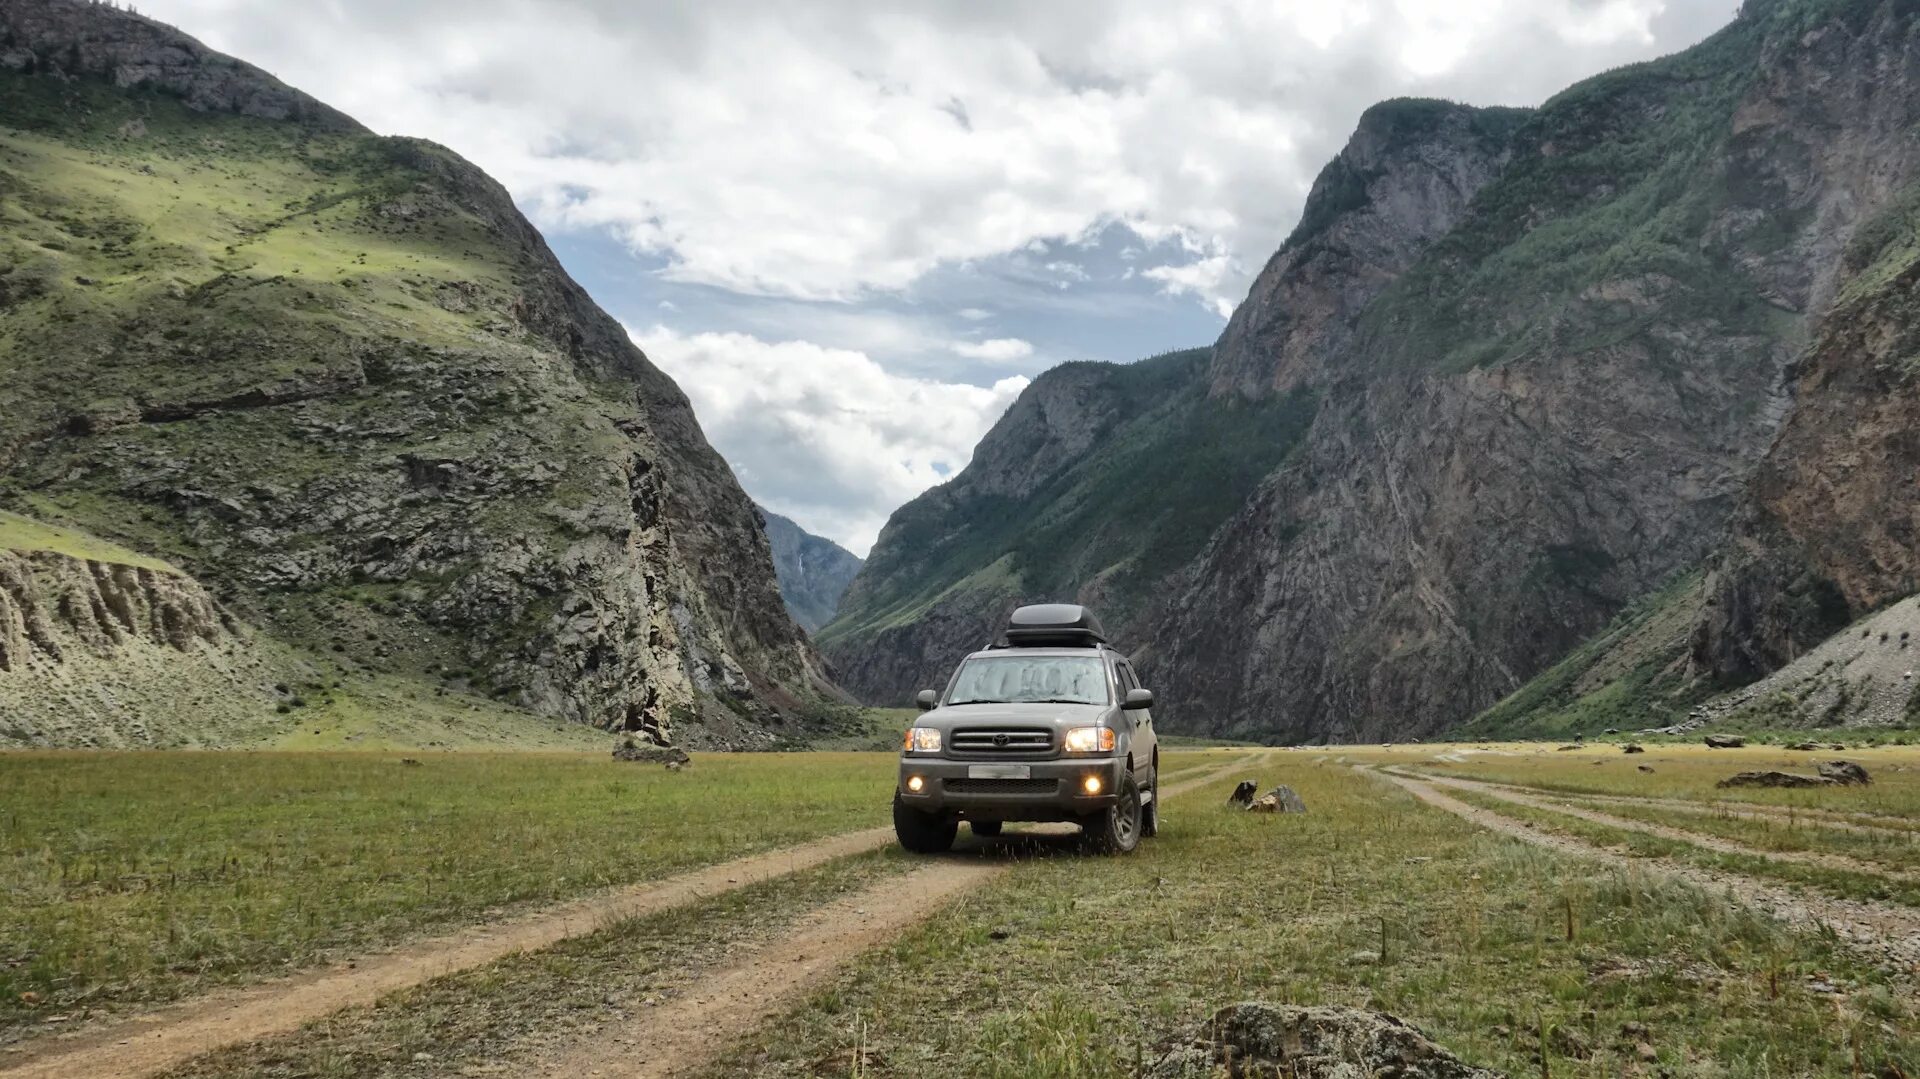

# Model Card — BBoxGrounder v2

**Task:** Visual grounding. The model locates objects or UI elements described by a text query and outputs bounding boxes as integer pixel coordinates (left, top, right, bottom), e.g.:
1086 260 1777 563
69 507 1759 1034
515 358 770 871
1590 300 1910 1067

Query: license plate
967 764 1031 780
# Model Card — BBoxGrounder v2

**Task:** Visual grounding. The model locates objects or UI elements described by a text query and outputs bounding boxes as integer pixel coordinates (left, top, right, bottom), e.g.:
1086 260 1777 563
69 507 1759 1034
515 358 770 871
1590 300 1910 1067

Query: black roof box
1004 603 1107 647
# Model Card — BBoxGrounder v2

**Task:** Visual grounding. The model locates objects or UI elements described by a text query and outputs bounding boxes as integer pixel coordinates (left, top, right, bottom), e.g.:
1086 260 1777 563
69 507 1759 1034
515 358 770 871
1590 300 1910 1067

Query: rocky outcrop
1208 100 1527 400
1695 259 1920 682
0 545 276 746
0 1 828 746
0 0 361 130
758 506 863 633
0 548 228 671
1147 1003 1502 1078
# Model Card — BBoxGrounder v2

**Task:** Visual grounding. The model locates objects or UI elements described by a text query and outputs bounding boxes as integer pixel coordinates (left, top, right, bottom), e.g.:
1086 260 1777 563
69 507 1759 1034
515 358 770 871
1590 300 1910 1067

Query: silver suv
892 604 1160 854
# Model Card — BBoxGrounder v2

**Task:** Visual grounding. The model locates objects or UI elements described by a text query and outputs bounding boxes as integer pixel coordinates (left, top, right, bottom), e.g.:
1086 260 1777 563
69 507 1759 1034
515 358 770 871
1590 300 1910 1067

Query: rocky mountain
819 347 1318 702
827 0 1920 743
0 0 831 747
758 506 862 633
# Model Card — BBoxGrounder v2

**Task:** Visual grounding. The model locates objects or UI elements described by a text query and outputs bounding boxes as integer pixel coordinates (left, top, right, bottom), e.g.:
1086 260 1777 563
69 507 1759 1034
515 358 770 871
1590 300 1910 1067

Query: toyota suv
892 604 1159 854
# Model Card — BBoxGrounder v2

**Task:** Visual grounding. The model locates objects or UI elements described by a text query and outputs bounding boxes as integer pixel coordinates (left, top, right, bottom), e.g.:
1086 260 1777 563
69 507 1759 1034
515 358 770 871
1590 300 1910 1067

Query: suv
892 604 1159 854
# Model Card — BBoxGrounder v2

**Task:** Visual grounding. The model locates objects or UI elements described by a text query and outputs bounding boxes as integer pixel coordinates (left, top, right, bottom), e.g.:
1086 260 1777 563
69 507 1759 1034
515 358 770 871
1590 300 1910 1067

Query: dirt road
1 754 1260 1079
0 829 895 1079
526 755 1263 1079
1371 768 1920 979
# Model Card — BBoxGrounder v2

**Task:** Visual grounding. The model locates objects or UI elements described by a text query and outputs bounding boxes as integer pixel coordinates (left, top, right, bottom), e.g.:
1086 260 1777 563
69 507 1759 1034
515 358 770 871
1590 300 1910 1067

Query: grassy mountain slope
0 0 827 748
819 348 1316 702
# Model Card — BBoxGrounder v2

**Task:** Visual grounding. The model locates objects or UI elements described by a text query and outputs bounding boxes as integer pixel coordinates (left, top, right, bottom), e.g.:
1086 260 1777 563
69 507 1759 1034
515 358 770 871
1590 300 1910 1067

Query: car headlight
904 727 942 753
1063 726 1116 753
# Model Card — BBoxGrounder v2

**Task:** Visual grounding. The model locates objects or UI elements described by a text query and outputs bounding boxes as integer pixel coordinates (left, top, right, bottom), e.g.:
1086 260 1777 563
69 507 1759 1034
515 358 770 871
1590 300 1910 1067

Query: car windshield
945 655 1109 706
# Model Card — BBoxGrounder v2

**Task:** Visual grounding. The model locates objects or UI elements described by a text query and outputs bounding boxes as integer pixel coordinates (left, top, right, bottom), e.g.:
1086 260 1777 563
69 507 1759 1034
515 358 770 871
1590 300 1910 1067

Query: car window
1116 663 1138 692
945 655 1110 705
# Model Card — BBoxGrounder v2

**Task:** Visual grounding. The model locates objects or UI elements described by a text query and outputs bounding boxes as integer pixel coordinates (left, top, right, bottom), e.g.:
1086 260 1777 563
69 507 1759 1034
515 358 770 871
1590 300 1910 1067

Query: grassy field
1405 742 1920 816
5 743 1916 1077
0 750 894 1038
713 754 1915 1078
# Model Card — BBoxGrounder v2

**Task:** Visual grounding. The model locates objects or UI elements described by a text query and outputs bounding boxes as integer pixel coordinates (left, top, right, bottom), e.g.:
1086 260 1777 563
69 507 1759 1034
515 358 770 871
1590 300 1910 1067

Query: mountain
757 506 862 633
826 0 1920 743
0 0 831 748
818 347 1318 701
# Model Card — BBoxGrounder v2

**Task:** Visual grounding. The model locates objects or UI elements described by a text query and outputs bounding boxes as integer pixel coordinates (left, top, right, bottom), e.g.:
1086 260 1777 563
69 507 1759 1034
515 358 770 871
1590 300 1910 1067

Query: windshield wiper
1024 698 1098 705
943 699 994 706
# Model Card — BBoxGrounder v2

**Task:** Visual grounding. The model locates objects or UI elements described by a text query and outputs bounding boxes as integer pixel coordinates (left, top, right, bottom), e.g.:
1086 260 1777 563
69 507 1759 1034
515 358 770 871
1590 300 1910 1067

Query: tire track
525 754 1264 1079
1369 768 1920 979
1420 771 1920 835
0 830 896 1079
1398 769 1920 887
1 755 1262 1079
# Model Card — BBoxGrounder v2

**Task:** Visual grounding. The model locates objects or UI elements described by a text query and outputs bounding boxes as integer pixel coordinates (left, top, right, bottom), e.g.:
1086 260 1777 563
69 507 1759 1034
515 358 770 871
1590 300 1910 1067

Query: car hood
926 701 1110 727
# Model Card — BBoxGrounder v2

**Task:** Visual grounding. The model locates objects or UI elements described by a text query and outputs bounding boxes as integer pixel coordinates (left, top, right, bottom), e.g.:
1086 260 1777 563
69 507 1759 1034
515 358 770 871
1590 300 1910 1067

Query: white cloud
1144 252 1238 319
139 0 1735 317
630 325 1028 554
956 307 994 321
952 337 1035 363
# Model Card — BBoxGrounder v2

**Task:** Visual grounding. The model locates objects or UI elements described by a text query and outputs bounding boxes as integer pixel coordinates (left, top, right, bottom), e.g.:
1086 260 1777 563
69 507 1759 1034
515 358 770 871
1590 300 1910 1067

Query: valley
0 744 1914 1077
4 0 1920 1075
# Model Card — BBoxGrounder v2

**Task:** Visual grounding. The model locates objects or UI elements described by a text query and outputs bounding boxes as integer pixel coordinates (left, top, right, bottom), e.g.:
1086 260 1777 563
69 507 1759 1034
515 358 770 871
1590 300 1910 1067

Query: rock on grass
1147 1003 1503 1078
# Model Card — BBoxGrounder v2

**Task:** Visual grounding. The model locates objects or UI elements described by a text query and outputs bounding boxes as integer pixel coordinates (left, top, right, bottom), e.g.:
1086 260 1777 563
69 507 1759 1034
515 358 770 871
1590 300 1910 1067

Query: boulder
1227 780 1258 807
1146 1003 1503 1078
612 737 691 766
1247 785 1308 814
1636 764 1655 773
1817 760 1871 786
1717 770 1828 789
1787 742 1820 751
1704 734 1746 749
1622 744 1645 754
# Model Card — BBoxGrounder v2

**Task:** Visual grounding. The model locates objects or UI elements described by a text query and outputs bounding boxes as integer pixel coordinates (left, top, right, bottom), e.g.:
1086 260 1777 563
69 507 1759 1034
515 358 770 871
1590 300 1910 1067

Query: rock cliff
758 506 863 633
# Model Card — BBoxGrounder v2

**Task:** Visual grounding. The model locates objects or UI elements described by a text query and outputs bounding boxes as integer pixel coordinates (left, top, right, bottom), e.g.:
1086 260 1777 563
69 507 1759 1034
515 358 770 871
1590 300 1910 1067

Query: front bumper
896 755 1124 820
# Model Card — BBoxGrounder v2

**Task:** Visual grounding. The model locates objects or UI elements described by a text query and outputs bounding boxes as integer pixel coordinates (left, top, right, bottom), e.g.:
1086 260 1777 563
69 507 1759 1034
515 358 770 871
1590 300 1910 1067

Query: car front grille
950 727 1054 754
944 778 1058 796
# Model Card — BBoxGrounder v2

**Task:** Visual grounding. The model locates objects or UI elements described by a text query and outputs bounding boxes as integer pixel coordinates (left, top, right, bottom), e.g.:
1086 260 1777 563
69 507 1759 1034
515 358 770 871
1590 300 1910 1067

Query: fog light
906 775 926 793
1082 774 1103 795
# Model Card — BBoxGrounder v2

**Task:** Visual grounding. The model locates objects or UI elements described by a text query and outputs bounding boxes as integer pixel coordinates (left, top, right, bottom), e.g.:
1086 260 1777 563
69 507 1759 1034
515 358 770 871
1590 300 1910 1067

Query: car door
1115 659 1155 782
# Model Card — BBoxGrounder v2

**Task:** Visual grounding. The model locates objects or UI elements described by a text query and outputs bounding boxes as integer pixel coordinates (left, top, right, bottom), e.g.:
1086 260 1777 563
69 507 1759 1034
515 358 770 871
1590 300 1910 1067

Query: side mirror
915 689 939 712
1123 688 1154 711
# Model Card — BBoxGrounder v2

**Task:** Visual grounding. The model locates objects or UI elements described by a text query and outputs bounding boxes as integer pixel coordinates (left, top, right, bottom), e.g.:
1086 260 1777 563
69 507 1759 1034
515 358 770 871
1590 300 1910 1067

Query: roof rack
1001 603 1107 648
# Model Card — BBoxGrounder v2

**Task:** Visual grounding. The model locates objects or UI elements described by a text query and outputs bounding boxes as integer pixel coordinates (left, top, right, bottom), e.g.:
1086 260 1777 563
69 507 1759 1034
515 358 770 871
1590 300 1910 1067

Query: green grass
707 760 1914 1078
0 510 177 572
0 751 894 1039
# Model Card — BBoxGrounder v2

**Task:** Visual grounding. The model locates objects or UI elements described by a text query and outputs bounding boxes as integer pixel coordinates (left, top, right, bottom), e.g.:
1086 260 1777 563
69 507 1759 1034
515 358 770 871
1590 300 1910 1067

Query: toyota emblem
992 733 1010 746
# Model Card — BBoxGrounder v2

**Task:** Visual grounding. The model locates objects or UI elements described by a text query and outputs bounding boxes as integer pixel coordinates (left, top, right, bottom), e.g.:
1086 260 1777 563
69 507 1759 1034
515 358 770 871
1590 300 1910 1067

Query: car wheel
1083 772 1143 855
1140 769 1160 838
893 792 957 853
970 820 1003 837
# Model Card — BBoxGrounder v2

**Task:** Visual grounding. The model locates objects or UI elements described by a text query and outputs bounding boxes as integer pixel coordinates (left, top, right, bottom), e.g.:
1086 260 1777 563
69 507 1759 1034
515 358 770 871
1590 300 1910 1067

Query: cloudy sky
140 0 1737 554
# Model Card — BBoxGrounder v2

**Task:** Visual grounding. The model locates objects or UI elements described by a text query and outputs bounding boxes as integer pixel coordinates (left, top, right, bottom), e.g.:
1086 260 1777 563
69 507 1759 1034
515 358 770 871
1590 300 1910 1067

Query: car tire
1140 768 1160 838
893 792 957 853
970 820 1003 837
1083 772 1143 855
